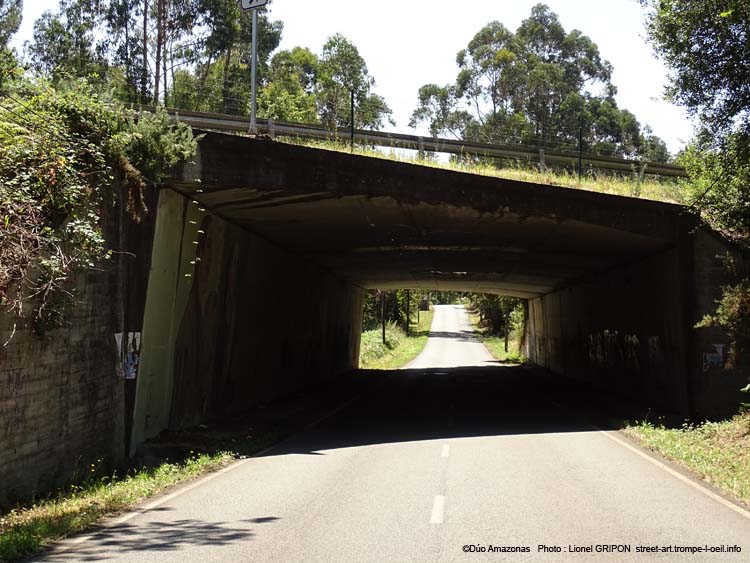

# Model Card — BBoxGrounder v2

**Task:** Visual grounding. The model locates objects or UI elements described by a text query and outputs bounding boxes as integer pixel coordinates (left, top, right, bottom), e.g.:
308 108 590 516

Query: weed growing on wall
0 76 197 336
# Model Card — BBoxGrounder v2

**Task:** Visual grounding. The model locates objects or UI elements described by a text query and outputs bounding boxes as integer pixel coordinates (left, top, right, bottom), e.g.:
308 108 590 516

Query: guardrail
142 105 688 179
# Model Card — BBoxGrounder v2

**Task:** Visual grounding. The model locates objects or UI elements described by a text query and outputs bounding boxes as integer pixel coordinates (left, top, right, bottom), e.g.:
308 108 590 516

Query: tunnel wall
691 230 749 418
131 189 364 449
525 244 692 414
525 228 748 418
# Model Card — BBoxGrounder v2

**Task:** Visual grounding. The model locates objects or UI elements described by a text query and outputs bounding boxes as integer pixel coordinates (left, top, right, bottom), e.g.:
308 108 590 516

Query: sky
12 0 695 154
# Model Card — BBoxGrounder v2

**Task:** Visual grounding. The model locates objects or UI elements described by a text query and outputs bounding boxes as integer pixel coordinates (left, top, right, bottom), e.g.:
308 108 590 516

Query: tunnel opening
128 133 747 454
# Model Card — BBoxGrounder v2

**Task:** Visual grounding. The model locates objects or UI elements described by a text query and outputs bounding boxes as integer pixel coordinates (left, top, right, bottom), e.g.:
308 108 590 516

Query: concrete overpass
130 132 745 450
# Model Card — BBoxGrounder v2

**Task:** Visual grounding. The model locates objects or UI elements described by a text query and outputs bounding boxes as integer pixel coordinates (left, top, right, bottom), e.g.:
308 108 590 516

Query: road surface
38 305 750 562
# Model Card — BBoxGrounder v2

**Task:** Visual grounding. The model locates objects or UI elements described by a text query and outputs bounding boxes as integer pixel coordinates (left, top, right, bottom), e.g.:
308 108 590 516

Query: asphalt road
39 305 750 562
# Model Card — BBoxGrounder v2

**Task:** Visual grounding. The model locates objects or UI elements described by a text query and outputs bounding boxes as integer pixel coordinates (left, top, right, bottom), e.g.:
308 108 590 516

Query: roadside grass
359 310 434 369
467 310 526 364
279 137 686 205
624 413 750 505
0 452 233 563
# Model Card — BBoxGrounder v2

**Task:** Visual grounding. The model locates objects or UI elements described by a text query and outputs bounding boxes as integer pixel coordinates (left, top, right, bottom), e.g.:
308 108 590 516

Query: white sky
13 0 695 154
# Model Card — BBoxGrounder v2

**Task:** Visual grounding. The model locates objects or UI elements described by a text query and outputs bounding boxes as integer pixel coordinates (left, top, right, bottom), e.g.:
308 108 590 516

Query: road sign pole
250 7 258 133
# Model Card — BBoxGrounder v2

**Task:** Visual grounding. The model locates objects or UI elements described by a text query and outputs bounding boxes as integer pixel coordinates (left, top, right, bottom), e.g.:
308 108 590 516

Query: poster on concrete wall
114 332 142 379
702 344 725 373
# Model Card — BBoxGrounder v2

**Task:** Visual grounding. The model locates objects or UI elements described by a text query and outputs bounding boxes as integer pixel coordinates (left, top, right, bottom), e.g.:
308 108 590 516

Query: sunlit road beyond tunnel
36 306 750 563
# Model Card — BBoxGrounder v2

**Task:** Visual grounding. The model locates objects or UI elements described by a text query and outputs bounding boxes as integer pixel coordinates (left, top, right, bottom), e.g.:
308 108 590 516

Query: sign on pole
240 0 268 10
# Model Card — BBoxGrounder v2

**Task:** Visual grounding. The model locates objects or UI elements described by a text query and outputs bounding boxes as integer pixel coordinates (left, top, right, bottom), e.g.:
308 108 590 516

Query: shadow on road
39 515 279 561
255 365 652 458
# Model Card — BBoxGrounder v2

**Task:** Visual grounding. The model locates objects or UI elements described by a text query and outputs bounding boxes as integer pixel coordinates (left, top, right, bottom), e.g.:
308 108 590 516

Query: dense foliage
642 0 750 239
22 0 393 131
0 75 197 333
641 0 750 389
411 4 669 162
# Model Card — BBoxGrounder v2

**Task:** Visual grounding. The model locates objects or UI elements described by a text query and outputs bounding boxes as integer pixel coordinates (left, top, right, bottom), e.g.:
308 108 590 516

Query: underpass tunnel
129 132 745 453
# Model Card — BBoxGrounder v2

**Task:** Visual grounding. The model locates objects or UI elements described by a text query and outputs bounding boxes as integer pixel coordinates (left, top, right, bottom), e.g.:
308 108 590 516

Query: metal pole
406 290 410 336
578 128 583 181
250 8 258 133
381 291 386 345
350 88 355 152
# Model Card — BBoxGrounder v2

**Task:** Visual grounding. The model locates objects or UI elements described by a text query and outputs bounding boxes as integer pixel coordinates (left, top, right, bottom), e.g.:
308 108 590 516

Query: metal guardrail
143 105 688 179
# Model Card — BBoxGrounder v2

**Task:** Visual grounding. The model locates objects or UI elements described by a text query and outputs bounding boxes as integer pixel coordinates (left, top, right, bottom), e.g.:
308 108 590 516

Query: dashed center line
441 444 450 458
430 495 445 524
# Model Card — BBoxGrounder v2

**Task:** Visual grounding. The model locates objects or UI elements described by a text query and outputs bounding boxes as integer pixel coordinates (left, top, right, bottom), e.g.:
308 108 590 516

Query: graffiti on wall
114 332 141 379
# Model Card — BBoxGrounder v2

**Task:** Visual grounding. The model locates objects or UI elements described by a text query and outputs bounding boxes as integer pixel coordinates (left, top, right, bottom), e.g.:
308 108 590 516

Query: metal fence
144 105 688 179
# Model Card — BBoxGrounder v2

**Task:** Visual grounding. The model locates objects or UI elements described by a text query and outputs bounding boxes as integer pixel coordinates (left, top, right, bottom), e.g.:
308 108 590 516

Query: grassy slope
0 453 233 563
625 414 750 505
280 138 686 205
466 309 526 363
359 310 434 370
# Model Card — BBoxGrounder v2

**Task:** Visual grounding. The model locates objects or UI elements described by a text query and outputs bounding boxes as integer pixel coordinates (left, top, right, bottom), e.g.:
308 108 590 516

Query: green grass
467 310 526 364
624 413 750 505
0 452 234 563
279 137 687 205
359 310 434 369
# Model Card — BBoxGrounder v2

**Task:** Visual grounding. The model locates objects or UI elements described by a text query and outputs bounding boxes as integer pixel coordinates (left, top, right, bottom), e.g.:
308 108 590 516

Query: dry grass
279 137 687 205
625 413 750 505
0 453 234 563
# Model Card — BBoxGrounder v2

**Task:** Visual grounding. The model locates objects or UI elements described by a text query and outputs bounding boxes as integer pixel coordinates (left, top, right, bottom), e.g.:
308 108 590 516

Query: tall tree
28 0 108 80
641 0 750 237
0 0 21 48
0 0 21 90
412 3 668 162
316 34 392 130
257 46 319 122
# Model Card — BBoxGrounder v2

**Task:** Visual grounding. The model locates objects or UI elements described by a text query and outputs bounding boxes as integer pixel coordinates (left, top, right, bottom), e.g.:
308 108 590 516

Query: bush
0 77 197 335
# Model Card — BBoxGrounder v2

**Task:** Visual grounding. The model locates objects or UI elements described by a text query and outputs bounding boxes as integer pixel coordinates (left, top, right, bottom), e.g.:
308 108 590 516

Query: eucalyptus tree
316 33 392 130
0 0 21 47
411 3 668 161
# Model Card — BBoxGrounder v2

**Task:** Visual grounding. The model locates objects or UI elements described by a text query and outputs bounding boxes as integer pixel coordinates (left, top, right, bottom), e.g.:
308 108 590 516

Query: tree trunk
141 0 148 103
163 34 168 106
153 0 164 104
504 312 509 353
221 47 232 113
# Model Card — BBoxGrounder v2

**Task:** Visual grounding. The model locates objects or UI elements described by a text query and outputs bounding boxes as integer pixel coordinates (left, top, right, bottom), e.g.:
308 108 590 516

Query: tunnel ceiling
170 132 689 298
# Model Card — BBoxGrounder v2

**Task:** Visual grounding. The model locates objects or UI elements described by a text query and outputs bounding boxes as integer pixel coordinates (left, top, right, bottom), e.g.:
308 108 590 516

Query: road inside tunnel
39 305 750 563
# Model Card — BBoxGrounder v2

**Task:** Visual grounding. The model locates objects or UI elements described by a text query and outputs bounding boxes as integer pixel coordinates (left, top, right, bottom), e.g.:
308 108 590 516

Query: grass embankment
625 413 750 505
0 453 234 563
359 310 434 369
280 138 686 205
467 309 526 364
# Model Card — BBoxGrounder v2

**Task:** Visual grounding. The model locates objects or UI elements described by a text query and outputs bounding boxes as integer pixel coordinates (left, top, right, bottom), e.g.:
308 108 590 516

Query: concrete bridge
129 131 743 449
2 130 747 504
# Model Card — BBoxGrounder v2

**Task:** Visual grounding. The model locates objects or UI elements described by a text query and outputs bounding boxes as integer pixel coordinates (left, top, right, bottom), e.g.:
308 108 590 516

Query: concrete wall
0 184 158 507
131 189 364 448
0 272 124 508
525 244 692 414
691 230 749 418
525 227 749 418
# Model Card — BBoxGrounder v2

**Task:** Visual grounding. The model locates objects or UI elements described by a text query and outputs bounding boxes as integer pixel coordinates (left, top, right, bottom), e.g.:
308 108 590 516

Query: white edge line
441 444 450 458
597 427 750 521
51 394 363 552
430 495 446 524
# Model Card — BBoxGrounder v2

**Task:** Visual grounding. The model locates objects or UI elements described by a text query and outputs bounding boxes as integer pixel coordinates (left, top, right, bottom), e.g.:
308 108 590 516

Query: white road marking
598 429 750 521
430 495 446 524
548 398 750 521
441 444 450 458
46 394 364 555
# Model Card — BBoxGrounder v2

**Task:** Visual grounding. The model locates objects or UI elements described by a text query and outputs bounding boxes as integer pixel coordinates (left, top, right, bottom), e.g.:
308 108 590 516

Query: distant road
38 305 750 562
